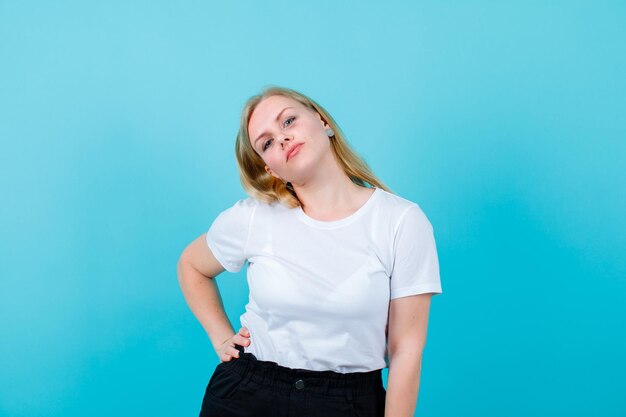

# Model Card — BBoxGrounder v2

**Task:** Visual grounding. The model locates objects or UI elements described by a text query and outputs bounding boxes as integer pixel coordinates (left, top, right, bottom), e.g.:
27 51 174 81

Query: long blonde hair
235 85 392 208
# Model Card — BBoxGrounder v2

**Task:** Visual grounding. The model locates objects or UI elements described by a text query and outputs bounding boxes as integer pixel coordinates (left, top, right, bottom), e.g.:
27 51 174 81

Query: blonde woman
177 86 442 417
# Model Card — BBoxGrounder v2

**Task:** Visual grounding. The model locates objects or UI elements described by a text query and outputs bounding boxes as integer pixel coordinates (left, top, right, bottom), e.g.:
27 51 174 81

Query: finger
230 346 240 358
238 328 251 342
221 353 233 363
234 334 250 347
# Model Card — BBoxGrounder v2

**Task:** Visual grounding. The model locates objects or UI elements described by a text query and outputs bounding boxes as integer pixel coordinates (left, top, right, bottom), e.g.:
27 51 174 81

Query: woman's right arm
176 233 249 361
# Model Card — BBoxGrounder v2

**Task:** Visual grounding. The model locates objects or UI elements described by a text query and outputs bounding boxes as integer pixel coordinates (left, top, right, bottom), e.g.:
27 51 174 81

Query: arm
176 233 236 353
385 293 433 417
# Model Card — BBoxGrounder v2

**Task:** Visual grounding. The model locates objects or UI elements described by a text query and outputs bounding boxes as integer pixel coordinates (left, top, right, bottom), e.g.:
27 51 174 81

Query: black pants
199 344 386 417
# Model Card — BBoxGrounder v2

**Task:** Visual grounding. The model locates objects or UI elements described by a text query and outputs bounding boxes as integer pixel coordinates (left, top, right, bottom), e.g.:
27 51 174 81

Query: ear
313 110 330 129
265 166 281 180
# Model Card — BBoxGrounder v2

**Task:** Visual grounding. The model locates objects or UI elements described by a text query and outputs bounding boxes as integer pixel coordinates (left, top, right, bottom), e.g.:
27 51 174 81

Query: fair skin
247 94 375 220
247 94 434 417
385 293 433 417
177 94 434 417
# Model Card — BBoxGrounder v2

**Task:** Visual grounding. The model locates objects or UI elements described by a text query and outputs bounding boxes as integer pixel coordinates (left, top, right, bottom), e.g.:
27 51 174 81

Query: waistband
225 344 383 397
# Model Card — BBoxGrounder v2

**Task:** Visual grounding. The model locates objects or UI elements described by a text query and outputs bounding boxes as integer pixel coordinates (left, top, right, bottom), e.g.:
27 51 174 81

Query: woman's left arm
385 293 433 417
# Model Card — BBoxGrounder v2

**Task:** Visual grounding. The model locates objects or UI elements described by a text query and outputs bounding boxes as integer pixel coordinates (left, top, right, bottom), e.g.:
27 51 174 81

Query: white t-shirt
205 187 442 373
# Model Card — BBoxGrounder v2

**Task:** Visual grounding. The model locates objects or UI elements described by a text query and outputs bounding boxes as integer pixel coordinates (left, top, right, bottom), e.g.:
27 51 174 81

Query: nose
278 134 292 147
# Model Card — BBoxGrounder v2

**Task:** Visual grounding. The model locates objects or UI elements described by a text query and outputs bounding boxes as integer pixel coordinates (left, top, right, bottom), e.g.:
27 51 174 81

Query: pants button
295 379 305 390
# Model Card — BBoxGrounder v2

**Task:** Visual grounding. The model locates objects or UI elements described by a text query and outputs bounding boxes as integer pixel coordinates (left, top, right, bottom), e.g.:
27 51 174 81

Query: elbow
176 251 191 283
388 348 424 362
177 251 215 283
388 349 424 371
388 339 427 361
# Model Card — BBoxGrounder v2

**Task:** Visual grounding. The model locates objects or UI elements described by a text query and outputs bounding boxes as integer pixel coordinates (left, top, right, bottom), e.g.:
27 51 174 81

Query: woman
177 86 442 417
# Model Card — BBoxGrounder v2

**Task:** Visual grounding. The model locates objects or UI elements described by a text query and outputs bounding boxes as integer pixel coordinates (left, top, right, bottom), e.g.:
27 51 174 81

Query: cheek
265 150 284 167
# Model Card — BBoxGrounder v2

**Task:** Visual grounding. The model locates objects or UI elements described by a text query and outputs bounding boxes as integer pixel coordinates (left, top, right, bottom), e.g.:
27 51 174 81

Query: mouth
286 143 303 162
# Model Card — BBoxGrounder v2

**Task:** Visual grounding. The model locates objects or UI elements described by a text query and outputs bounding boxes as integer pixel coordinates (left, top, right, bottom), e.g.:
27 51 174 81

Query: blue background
1 1 625 416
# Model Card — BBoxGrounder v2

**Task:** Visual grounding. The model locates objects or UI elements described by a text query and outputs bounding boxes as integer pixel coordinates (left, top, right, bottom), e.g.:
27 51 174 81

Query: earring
325 128 335 137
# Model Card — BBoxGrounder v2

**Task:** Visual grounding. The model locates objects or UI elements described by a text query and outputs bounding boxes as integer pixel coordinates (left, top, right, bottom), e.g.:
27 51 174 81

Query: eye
283 116 295 127
261 116 295 152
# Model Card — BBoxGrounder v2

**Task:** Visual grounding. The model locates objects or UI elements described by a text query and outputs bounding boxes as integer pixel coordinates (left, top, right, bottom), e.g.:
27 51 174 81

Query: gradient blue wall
1 1 624 416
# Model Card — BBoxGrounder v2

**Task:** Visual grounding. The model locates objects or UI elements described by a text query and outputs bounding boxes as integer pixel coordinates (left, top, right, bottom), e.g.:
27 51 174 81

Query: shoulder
231 196 260 209
375 189 434 231
211 196 260 226
376 189 429 218
219 195 290 221
220 195 265 213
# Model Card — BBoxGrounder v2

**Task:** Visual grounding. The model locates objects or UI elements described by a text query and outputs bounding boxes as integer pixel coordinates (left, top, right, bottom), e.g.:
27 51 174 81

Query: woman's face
248 95 331 184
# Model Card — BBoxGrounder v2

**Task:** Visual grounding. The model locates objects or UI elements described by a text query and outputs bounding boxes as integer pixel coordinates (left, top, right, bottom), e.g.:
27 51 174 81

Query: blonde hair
235 85 393 208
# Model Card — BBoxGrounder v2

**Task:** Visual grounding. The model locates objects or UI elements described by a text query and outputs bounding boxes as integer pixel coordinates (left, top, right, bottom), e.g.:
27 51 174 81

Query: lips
286 143 303 161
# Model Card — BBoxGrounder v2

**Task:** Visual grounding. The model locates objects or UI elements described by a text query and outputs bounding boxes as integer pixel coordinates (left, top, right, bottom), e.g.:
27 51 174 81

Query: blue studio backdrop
1 1 625 416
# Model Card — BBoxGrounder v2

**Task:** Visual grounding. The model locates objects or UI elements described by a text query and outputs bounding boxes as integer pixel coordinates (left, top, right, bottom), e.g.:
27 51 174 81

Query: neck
290 153 372 221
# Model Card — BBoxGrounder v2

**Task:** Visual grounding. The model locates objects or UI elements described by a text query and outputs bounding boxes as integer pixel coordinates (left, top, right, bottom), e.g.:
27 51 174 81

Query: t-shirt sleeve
389 204 442 299
205 198 257 273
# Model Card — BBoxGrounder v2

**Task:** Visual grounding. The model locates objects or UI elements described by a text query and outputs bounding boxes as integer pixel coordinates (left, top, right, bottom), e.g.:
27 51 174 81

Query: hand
216 327 251 363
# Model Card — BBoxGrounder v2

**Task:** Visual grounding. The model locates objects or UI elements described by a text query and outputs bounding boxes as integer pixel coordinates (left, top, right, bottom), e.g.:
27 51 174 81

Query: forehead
248 95 304 133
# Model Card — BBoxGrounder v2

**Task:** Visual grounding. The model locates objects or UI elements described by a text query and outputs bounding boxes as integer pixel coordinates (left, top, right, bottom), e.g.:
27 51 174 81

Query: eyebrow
253 107 295 148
